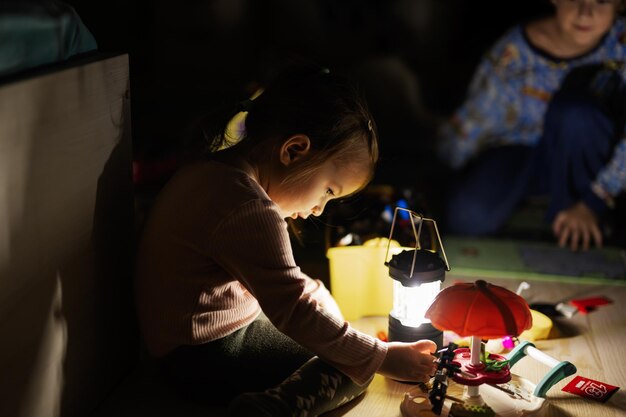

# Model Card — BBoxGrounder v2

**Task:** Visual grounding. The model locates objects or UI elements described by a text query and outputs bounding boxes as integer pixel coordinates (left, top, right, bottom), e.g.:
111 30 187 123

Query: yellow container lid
327 239 408 321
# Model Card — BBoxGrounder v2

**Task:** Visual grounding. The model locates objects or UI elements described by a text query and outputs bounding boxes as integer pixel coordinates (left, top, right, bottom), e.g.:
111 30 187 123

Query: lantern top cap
387 249 446 285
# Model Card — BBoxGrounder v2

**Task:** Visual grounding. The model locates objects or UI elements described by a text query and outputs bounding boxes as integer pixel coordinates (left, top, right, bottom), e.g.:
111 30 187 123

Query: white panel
0 54 135 417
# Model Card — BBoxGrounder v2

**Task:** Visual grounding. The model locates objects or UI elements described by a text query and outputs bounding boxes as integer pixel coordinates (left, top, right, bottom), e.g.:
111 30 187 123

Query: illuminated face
271 159 369 220
553 0 618 51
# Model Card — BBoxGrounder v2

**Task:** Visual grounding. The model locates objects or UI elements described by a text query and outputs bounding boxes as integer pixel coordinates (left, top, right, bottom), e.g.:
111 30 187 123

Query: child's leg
160 314 313 404
541 65 624 221
229 356 371 417
542 93 616 220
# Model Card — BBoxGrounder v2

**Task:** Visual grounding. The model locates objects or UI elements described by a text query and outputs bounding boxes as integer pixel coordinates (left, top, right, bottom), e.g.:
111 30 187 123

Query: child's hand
552 201 602 251
378 340 437 383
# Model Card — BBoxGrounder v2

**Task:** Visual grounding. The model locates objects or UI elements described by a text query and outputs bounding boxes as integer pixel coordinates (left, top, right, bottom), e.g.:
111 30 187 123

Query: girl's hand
377 340 437 383
552 201 602 251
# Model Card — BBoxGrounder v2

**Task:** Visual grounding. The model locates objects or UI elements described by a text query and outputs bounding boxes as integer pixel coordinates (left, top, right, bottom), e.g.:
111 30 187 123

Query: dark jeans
444 64 625 236
158 314 370 416
159 314 314 404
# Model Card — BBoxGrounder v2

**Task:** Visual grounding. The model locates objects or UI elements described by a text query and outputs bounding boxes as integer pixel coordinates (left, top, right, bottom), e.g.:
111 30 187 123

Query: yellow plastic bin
519 309 553 341
327 241 410 321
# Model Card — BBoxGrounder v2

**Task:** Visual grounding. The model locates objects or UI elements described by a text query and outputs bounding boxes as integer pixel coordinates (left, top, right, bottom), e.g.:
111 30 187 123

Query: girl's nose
312 201 327 217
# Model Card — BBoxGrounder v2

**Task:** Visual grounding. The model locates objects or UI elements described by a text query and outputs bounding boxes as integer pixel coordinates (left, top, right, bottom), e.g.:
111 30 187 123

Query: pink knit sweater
134 160 387 385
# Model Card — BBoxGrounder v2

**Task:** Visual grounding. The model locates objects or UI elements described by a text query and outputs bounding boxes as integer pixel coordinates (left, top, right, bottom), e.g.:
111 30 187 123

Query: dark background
64 0 560 265
65 0 551 166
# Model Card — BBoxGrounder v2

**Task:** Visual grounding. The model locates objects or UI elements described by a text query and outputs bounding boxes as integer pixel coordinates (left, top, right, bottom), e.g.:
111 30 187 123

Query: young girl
135 65 437 416
438 0 626 250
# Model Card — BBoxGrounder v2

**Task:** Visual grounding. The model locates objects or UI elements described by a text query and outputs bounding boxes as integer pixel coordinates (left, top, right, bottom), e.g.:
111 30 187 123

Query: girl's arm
209 199 386 385
302 276 344 321
302 276 441 382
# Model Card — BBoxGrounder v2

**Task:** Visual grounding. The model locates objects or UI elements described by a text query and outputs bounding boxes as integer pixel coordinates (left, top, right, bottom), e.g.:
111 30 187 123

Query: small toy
400 280 577 417
449 402 495 417
429 343 462 415
425 280 531 406
561 375 619 403
569 296 612 314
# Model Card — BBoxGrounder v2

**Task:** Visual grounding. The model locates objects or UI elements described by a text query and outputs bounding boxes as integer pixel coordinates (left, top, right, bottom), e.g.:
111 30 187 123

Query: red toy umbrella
425 280 532 339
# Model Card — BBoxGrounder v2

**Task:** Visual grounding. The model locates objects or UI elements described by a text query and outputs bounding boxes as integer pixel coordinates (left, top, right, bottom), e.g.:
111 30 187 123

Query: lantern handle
384 207 450 277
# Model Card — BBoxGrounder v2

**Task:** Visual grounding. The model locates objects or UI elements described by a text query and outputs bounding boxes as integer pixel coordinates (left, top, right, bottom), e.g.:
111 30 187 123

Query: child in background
438 0 626 251
135 65 437 417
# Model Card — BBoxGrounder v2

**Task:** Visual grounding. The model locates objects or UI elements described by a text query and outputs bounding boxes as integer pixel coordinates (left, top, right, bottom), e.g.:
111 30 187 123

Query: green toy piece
481 343 510 372
449 402 496 417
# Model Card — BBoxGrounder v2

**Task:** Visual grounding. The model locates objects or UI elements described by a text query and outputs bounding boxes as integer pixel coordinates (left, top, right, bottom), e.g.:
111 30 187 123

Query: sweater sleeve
302 275 344 321
589 55 626 209
437 51 513 169
591 137 626 210
437 28 530 170
207 198 387 385
553 20 626 212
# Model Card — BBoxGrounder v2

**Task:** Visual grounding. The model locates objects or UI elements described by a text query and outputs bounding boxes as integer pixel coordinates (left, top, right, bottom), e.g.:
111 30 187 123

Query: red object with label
562 375 619 403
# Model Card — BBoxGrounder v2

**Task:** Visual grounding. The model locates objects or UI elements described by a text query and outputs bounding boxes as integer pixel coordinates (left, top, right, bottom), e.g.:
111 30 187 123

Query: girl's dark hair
198 64 379 184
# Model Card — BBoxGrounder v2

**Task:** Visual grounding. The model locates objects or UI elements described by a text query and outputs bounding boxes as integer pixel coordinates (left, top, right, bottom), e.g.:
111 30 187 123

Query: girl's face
553 0 618 50
271 158 369 220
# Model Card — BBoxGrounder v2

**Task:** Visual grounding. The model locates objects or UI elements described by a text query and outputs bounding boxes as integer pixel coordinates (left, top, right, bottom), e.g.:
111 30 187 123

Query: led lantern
384 207 449 349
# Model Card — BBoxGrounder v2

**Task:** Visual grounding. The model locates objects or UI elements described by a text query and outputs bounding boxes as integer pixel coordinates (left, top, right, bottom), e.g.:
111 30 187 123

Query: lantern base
388 315 443 349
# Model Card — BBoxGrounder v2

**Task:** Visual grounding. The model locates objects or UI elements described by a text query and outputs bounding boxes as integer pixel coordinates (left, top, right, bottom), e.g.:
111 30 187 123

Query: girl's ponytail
182 100 245 158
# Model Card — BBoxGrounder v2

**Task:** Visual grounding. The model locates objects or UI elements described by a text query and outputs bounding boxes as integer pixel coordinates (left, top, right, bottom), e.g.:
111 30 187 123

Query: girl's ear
279 134 311 166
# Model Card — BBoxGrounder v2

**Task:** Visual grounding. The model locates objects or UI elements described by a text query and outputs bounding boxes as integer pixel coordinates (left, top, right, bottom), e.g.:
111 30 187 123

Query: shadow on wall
0 54 136 417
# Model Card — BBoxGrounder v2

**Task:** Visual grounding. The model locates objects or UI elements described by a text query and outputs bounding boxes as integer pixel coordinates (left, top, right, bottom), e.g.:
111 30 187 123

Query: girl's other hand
378 340 437 383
